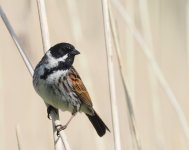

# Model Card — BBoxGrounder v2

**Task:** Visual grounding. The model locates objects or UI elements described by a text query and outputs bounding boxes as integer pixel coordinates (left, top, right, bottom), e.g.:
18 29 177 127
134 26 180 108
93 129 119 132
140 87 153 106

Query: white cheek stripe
46 52 68 69
58 54 68 62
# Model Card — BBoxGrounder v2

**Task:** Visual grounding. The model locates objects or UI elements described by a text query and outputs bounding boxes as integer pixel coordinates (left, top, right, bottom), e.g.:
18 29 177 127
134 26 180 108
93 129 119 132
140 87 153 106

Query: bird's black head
49 42 80 68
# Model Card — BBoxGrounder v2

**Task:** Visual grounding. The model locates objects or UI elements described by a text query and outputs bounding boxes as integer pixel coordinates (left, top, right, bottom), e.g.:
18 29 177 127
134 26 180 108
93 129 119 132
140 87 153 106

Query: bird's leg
47 105 57 119
56 108 77 136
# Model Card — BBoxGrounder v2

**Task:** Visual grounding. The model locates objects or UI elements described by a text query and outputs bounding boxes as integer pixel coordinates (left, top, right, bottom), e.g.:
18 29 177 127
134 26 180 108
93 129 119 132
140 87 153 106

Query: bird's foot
47 106 57 120
55 124 67 136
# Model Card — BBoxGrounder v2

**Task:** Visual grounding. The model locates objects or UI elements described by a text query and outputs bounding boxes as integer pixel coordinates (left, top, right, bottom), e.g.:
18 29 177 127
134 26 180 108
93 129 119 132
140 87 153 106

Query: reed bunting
33 43 110 137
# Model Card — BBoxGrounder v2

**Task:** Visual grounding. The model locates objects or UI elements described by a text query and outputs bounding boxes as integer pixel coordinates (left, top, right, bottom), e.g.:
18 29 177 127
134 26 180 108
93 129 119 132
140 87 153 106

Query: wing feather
67 67 93 107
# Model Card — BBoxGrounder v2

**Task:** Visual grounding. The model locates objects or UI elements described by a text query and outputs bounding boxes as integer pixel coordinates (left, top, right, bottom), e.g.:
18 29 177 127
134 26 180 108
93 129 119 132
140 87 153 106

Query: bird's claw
55 124 67 136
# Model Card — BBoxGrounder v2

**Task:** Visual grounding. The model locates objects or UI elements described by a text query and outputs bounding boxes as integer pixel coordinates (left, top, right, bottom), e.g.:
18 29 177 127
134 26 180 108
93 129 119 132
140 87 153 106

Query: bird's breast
33 70 81 112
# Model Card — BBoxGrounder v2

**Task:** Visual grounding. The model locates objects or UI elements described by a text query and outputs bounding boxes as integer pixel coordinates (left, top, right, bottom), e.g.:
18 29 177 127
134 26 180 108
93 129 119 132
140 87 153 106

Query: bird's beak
70 49 80 55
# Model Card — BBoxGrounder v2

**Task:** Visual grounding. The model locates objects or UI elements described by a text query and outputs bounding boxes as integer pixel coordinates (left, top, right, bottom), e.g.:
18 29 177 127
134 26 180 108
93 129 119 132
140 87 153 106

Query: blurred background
1 0 189 150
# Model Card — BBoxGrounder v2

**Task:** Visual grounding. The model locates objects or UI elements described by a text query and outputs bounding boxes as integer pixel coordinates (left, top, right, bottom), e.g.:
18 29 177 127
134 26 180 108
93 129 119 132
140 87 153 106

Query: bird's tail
86 111 110 137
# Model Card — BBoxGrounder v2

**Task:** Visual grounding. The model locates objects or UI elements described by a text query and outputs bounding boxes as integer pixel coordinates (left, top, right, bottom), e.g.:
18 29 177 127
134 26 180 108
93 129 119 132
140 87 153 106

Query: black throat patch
40 61 68 80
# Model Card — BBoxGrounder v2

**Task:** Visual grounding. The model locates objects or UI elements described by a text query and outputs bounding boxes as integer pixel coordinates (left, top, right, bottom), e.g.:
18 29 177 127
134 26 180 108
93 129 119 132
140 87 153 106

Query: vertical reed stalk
36 0 50 53
65 0 82 41
111 0 189 142
36 1 70 149
187 1 189 69
16 125 23 150
101 0 121 150
124 0 135 105
138 0 165 148
109 6 142 150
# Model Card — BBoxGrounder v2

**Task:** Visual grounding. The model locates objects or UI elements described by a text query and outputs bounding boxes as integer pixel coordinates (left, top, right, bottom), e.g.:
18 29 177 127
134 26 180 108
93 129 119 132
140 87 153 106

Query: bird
33 42 110 137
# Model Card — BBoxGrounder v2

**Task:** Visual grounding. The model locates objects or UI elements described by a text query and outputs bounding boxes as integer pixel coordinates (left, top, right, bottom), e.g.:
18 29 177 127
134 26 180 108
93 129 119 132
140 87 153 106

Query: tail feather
86 111 110 137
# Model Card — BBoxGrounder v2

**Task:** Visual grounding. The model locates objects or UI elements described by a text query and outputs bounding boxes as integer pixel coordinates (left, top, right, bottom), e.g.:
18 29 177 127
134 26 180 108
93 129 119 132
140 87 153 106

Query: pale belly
34 79 79 113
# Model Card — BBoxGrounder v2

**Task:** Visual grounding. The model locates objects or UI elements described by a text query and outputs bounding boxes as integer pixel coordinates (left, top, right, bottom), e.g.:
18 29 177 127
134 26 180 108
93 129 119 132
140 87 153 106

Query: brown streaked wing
67 67 93 107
